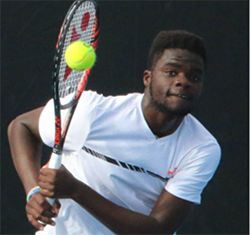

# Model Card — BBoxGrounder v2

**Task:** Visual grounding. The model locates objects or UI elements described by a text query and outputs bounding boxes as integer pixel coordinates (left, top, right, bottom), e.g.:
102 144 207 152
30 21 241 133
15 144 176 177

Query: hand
26 191 60 230
38 165 77 199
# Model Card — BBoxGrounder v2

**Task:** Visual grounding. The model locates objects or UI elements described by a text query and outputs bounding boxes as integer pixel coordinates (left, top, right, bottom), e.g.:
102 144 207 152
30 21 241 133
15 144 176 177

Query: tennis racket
47 0 99 205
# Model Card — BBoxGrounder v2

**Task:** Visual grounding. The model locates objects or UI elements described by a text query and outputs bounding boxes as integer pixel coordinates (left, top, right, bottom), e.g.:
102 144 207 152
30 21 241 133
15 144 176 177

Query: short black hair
147 30 207 70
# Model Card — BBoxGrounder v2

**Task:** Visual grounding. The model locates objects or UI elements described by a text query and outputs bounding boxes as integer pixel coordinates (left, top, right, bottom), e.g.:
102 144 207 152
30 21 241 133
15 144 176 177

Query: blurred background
1 1 249 234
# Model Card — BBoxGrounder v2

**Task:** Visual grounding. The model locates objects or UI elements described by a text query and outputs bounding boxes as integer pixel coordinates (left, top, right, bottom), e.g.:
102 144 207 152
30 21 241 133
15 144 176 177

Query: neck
142 96 185 138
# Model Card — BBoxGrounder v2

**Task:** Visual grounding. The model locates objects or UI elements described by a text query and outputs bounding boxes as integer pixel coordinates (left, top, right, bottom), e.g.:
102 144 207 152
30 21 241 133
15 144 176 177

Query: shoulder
177 114 221 166
183 114 220 146
80 90 143 111
166 115 221 204
180 114 221 167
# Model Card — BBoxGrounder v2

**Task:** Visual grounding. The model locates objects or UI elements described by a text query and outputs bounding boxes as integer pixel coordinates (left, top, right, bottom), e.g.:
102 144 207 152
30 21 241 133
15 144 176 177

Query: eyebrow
164 62 182 68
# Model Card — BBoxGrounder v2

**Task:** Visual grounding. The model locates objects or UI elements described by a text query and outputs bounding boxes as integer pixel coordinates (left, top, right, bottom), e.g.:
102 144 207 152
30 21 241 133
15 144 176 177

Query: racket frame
46 0 99 205
51 0 99 157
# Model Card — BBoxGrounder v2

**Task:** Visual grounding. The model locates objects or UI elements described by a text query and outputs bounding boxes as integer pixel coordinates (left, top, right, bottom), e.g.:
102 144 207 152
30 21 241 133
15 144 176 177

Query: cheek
193 85 203 100
151 75 171 92
197 84 203 95
150 79 165 96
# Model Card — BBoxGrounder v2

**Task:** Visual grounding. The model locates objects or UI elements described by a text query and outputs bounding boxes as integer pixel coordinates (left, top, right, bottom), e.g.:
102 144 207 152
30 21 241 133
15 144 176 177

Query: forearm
71 180 169 235
39 163 192 234
8 108 44 194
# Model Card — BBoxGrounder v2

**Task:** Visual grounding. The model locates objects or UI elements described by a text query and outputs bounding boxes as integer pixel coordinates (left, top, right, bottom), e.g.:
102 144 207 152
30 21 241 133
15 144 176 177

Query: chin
170 109 191 117
156 103 193 117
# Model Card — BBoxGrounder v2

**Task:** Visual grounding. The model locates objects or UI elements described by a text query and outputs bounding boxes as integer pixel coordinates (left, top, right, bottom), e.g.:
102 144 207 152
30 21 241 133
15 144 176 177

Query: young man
8 30 221 235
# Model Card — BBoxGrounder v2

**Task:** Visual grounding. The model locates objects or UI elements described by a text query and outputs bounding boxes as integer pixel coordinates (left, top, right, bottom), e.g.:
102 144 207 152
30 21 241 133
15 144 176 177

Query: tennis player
8 30 221 235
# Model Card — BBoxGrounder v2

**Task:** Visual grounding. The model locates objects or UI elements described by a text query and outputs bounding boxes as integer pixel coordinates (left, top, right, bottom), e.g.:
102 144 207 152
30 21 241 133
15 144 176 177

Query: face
144 49 204 117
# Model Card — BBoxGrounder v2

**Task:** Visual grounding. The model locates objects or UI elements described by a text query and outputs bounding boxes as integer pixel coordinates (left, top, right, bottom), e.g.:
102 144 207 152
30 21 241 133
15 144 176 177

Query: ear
143 70 152 87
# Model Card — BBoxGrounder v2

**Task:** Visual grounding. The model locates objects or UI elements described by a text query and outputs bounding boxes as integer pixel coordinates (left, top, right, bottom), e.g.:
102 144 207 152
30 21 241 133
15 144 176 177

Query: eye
166 70 177 77
191 76 203 82
192 76 200 81
188 73 203 82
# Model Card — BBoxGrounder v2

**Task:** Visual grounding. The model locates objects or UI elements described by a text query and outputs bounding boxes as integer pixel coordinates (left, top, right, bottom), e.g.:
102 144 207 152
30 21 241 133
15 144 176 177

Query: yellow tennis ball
65 41 96 71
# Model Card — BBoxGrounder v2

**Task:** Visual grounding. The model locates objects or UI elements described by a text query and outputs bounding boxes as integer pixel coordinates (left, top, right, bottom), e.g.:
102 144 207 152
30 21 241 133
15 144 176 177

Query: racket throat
52 147 63 156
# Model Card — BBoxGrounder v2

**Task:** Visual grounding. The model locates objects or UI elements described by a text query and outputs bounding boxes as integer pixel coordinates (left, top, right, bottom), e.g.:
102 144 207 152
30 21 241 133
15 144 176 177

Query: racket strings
58 1 97 102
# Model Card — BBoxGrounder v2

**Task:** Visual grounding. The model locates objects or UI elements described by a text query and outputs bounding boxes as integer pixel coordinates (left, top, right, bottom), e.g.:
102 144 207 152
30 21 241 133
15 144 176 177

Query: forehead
157 49 205 71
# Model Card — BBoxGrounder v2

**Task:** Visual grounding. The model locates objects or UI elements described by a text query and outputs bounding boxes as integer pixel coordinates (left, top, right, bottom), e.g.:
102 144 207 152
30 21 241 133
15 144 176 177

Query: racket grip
46 152 62 206
47 197 56 206
48 152 62 169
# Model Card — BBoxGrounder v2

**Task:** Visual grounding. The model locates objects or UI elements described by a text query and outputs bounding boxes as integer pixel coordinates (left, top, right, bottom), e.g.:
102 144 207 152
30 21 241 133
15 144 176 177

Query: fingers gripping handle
47 152 62 205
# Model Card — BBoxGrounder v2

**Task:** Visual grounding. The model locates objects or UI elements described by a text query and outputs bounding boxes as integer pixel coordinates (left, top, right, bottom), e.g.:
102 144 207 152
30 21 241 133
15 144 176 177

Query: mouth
167 92 193 101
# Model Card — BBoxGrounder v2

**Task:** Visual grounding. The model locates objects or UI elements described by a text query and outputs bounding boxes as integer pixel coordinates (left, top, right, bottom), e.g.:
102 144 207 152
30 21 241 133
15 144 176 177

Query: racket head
52 0 99 154
53 0 99 109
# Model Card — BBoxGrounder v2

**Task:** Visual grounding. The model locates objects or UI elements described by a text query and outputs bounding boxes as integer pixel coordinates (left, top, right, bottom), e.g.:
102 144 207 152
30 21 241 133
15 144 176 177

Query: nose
174 73 191 88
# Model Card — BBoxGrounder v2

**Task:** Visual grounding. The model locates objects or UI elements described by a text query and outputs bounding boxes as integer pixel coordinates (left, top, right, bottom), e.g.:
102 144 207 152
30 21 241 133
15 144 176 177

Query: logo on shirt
168 167 178 176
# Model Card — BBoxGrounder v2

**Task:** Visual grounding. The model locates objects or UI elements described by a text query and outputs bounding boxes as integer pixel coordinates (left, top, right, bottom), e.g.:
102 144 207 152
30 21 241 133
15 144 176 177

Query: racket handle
47 197 56 206
46 152 62 205
48 152 62 169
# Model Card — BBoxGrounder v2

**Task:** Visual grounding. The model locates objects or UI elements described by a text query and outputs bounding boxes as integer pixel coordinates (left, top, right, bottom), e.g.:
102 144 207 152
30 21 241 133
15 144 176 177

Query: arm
39 166 194 234
8 108 43 194
7 107 60 230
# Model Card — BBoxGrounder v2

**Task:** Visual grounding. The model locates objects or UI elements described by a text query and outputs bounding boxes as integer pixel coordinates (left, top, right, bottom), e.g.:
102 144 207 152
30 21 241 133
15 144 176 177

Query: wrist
70 179 83 200
26 186 41 202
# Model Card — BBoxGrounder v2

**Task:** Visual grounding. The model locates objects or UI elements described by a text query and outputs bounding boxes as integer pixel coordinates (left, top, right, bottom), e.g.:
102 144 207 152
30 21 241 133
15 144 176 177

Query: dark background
1 1 249 234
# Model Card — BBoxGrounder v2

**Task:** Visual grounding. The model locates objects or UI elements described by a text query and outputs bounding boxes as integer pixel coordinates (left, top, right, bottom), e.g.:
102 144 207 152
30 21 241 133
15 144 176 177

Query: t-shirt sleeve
39 90 101 151
165 142 221 204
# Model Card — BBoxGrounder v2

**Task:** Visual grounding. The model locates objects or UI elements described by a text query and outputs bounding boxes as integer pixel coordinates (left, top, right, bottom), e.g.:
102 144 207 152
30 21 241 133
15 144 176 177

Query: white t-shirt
37 91 221 235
